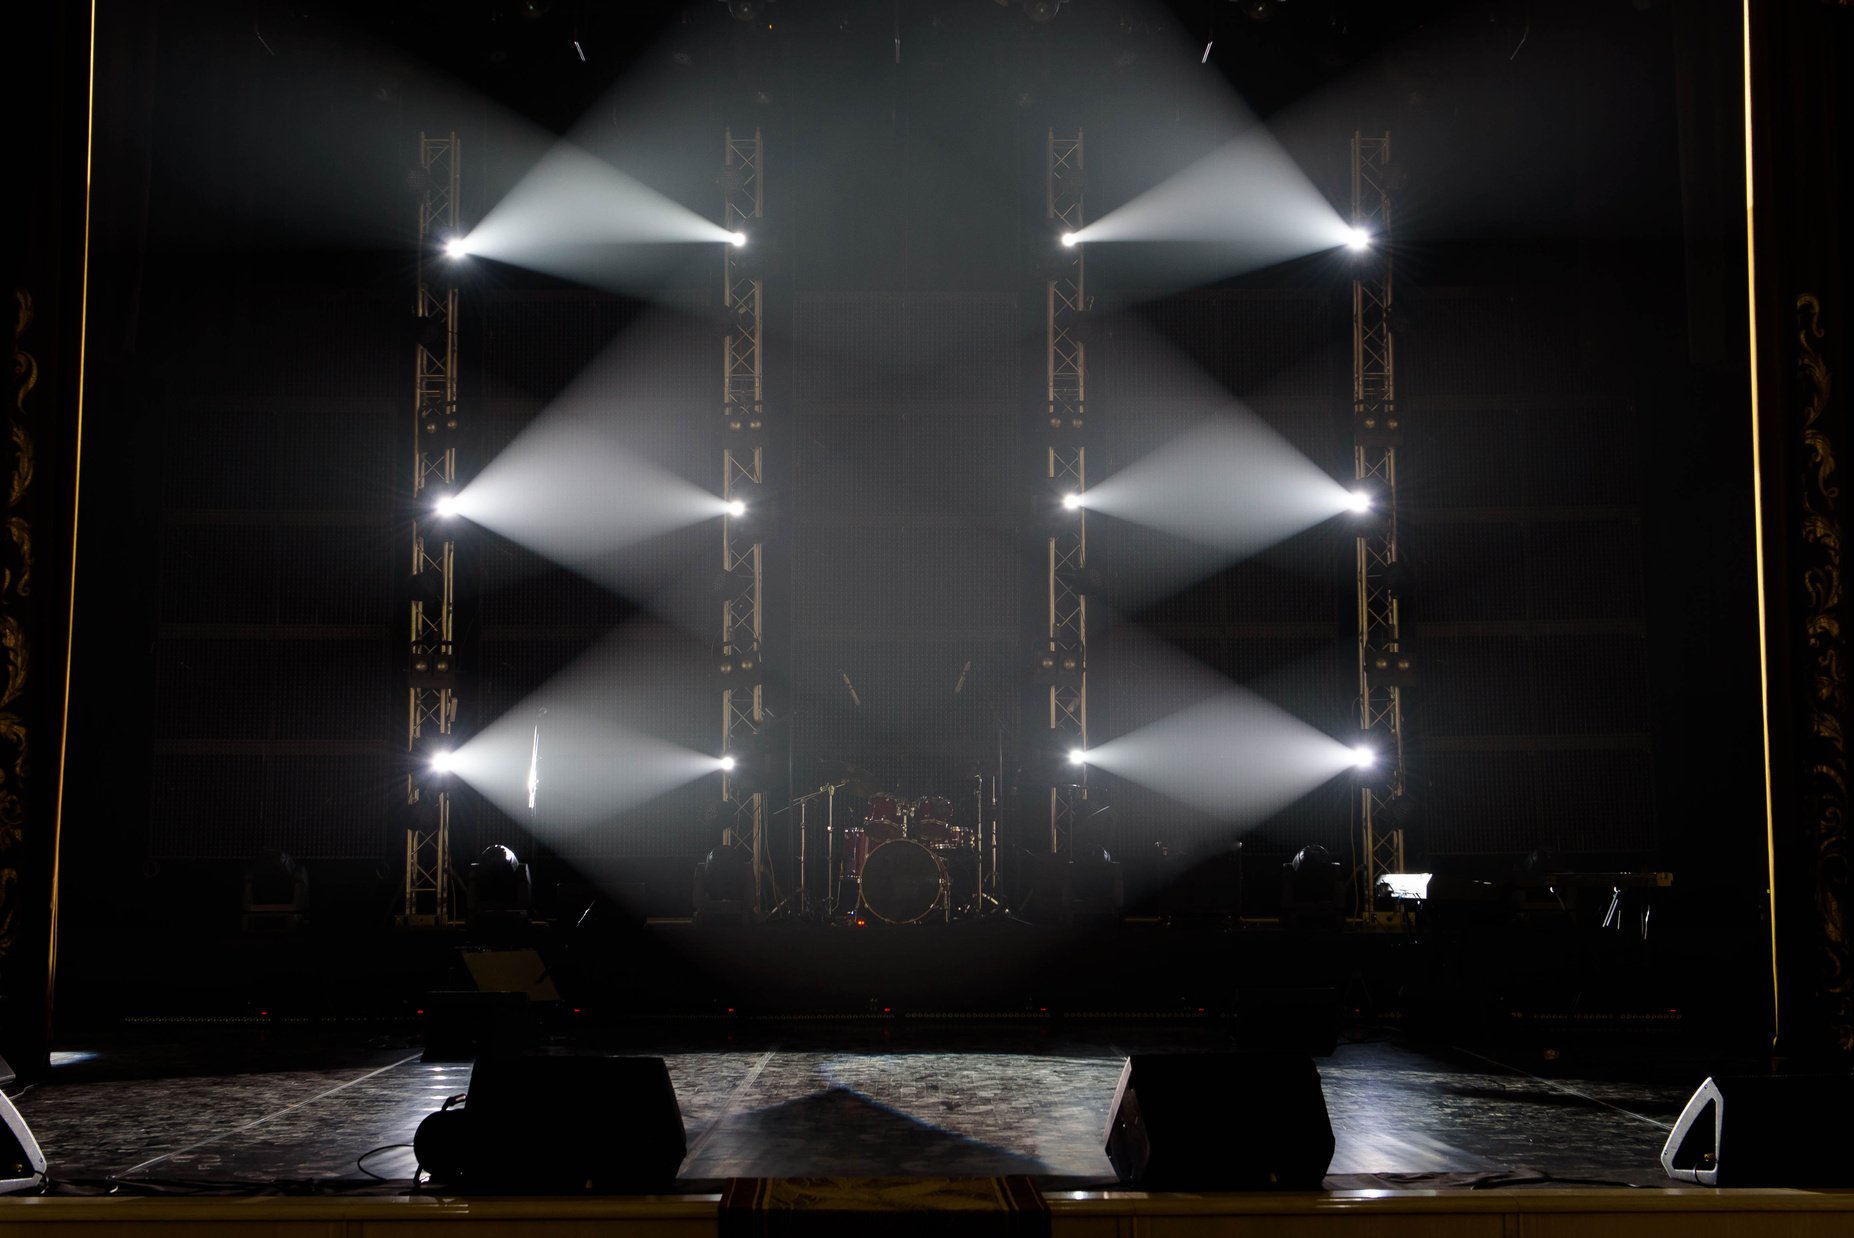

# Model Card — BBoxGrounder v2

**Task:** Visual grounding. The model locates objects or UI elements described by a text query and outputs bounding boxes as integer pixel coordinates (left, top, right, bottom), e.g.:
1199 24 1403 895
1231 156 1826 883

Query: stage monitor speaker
1105 1052 1332 1191
0 1091 46 1194
414 1052 685 1193
1662 1074 1854 1186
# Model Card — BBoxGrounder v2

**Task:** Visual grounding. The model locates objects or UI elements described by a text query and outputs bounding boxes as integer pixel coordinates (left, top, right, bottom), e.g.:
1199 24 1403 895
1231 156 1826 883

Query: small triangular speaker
1662 1075 1854 1186
0 1090 46 1194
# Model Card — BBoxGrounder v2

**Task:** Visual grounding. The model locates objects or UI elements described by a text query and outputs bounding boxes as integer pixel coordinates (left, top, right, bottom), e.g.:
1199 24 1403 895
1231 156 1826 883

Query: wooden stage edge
3 1188 1854 1237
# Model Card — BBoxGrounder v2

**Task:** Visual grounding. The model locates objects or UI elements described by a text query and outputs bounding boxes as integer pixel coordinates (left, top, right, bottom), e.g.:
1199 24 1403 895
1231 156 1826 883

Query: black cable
356 1143 415 1182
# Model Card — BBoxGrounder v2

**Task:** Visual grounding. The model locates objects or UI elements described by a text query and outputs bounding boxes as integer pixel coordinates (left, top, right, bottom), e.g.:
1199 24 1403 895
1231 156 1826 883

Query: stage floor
12 1025 1710 1193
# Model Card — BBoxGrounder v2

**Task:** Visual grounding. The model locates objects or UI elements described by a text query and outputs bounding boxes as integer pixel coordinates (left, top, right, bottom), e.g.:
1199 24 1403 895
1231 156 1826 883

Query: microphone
840 671 862 707
953 659 971 695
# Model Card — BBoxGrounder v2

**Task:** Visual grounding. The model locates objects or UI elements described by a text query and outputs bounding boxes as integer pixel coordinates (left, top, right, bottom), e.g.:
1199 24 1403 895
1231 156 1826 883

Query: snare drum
926 825 977 851
858 839 949 925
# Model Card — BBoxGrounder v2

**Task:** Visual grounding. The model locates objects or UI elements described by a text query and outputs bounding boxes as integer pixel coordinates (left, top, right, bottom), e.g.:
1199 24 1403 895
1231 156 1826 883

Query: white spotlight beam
1083 636 1358 824
450 314 727 605
461 141 735 279
1069 322 1357 612
1064 123 1354 263
1084 407 1354 555
1086 691 1356 823
446 628 718 834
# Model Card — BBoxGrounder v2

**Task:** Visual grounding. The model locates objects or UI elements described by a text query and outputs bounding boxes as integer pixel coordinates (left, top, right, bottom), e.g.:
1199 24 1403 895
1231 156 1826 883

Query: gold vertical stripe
1742 0 1780 1049
47 0 98 1028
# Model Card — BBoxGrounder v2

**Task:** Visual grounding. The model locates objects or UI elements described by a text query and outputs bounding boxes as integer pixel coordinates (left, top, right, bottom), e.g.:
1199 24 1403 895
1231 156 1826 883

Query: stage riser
3 1192 1852 1237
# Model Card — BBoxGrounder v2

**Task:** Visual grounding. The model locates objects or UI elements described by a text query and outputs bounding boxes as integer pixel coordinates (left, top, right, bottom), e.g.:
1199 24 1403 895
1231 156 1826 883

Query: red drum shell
908 795 958 843
863 793 906 842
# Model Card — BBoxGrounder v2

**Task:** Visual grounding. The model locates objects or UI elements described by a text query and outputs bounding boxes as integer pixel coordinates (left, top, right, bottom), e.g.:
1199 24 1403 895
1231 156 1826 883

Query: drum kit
782 775 999 925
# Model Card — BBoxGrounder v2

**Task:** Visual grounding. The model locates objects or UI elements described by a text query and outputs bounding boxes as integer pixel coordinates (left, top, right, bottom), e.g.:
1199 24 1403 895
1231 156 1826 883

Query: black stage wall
46 1 1768 1022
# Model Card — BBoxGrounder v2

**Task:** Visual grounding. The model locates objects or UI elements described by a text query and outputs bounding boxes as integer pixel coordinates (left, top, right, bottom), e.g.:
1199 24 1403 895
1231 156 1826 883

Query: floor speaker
414 1052 685 1193
1662 1074 1854 1186
1105 1052 1333 1191
0 1091 46 1194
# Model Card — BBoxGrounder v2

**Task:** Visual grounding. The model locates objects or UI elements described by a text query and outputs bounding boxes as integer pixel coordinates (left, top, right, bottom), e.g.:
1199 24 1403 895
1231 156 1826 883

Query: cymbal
816 759 885 798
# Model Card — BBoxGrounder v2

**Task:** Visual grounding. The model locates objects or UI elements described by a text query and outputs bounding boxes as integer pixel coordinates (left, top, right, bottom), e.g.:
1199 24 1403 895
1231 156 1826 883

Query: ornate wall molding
1796 291 1852 1051
1 289 38 961
0 289 37 961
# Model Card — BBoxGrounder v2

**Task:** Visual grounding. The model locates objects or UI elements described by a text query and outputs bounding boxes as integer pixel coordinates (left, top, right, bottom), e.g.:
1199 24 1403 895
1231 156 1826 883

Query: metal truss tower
1351 131 1408 912
1042 130 1088 858
719 128 770 912
403 132 462 926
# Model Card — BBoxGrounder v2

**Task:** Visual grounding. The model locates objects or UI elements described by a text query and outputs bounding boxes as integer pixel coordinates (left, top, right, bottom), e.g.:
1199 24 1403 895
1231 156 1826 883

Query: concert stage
7 1024 1849 1236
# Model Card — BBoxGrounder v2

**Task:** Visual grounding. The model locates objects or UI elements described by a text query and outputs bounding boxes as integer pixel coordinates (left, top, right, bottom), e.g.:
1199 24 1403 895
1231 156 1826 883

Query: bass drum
858 839 948 925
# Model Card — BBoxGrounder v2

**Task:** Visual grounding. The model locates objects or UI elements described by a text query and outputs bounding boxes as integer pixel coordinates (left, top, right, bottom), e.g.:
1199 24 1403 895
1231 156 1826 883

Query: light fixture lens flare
1351 746 1376 769
719 755 737 772
1346 489 1373 513
434 494 462 519
1068 748 1086 765
1345 227 1372 251
725 499 747 517
1060 232 1078 247
430 750 457 774
729 231 748 247
443 236 469 259
1061 492 1082 511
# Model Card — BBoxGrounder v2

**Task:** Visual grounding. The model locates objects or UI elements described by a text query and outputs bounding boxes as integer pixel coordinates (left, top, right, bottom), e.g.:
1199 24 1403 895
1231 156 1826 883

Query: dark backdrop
54 0 1761 989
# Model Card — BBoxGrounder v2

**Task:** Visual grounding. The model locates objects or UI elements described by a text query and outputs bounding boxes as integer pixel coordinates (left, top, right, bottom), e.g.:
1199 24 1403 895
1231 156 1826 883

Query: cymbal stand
823 778 846 916
981 723 1006 911
973 769 989 910
770 784 831 920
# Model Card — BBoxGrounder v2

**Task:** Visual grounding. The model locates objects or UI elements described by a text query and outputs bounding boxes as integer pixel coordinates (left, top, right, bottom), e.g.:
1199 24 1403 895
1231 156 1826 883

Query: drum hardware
972 769 1004 914
769 780 847 921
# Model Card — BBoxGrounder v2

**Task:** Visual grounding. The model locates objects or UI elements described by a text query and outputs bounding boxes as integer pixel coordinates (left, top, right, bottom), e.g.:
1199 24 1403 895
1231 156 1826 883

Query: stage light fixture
1353 404 1403 448
1034 646 1085 687
433 493 462 519
1282 844 1345 933
430 750 457 774
728 231 748 247
418 399 460 440
1068 748 1087 765
724 498 747 517
1344 477 1390 530
1060 232 1078 247
1350 746 1376 770
719 755 737 772
1377 872 1432 901
1061 492 1083 510
408 651 456 689
443 236 470 259
466 844 533 934
715 643 761 685
1366 647 1417 688
1345 227 1372 251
